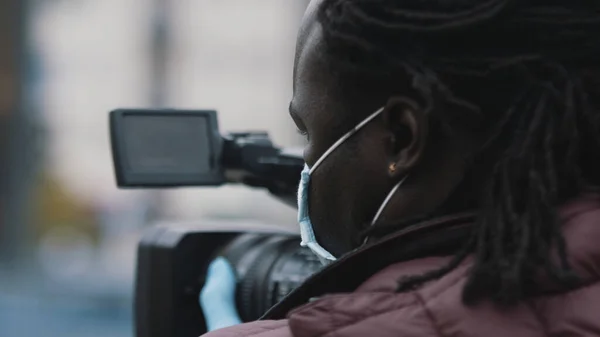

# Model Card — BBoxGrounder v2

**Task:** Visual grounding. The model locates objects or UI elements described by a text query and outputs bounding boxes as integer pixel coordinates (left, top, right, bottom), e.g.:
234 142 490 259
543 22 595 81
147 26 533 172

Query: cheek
303 134 331 168
307 135 392 253
307 154 357 253
303 115 351 166
303 144 315 167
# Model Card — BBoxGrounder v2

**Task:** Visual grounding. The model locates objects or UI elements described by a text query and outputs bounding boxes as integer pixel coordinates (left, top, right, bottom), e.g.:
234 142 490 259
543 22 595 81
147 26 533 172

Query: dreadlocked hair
318 0 600 306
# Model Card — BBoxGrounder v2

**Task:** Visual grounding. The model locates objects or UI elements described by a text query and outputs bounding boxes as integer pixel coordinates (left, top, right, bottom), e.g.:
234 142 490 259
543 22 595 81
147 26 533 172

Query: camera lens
221 234 323 322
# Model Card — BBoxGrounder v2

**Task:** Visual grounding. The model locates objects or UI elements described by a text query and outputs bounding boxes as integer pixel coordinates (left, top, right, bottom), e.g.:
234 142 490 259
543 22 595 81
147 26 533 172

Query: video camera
109 109 322 337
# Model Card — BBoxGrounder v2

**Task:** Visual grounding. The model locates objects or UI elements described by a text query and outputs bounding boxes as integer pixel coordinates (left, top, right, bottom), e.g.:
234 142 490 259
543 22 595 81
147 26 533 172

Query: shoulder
287 255 600 337
201 320 293 337
285 256 466 337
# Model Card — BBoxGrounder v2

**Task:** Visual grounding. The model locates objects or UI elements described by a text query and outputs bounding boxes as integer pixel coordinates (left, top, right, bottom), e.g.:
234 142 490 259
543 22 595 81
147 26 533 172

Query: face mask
297 106 409 264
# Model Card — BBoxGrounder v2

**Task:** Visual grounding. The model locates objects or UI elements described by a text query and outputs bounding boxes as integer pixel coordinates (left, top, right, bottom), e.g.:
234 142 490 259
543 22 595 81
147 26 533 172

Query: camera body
110 108 303 208
109 109 319 337
135 221 320 337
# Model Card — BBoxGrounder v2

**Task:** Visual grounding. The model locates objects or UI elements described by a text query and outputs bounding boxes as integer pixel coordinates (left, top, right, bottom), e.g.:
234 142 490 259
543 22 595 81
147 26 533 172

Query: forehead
294 0 326 90
292 4 339 121
294 0 324 71
291 0 387 136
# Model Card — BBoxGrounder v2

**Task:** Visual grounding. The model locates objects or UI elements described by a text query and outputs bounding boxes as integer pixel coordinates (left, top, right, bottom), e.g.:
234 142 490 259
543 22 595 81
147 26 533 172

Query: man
201 0 600 336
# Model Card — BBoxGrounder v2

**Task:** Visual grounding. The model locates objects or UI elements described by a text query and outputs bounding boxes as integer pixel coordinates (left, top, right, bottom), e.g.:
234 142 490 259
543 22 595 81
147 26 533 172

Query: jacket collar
263 193 600 320
262 212 475 320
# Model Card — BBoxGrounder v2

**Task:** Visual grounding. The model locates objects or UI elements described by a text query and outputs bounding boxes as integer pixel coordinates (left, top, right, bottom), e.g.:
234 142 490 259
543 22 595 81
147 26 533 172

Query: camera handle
222 133 303 209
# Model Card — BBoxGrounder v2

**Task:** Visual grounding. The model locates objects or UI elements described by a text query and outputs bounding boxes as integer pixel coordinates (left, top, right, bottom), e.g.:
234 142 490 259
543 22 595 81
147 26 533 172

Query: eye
289 105 309 140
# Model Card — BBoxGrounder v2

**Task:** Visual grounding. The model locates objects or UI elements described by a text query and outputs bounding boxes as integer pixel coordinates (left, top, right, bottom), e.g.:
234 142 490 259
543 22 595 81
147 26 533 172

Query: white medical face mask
297 107 409 264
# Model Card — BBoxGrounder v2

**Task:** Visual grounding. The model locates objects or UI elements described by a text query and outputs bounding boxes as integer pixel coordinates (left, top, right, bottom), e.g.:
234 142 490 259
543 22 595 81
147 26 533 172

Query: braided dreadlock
317 0 600 305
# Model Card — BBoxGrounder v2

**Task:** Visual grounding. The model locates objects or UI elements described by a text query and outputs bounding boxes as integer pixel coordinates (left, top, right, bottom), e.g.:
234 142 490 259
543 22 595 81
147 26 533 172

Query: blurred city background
0 1 308 336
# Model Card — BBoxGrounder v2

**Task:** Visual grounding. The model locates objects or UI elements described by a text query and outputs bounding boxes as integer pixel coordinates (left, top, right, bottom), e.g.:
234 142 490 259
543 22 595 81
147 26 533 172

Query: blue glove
200 257 242 331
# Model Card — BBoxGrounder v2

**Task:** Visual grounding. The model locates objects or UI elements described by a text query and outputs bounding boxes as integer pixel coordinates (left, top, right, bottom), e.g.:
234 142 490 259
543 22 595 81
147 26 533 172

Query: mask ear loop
309 107 385 175
362 174 409 245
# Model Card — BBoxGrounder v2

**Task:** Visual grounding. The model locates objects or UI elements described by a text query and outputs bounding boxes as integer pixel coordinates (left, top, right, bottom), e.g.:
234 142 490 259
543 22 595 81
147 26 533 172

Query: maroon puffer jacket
202 194 600 337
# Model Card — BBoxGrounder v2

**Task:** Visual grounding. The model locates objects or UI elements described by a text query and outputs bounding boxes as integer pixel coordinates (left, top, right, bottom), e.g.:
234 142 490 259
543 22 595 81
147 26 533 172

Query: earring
389 163 396 174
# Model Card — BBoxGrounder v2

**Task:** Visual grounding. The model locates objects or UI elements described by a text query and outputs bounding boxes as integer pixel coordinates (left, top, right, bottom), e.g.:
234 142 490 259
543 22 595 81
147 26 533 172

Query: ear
381 96 428 178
